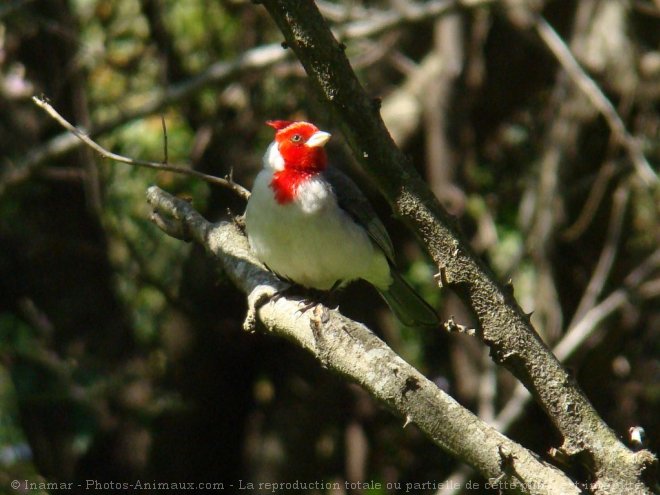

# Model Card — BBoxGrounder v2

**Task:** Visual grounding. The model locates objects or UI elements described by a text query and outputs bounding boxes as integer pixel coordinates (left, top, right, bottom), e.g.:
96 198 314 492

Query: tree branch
1 43 287 196
440 247 660 494
31 96 250 200
329 0 496 41
533 15 658 186
146 185 579 495
258 2 657 493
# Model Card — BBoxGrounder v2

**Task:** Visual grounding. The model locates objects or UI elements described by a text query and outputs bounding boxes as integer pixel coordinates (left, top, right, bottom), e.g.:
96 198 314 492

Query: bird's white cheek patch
264 142 285 171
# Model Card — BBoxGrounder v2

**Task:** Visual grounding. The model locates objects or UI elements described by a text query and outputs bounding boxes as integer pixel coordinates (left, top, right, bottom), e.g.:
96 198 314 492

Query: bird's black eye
291 134 302 143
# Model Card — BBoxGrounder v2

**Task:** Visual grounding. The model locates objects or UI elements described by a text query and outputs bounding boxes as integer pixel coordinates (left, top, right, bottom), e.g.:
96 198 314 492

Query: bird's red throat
270 169 315 204
270 148 327 204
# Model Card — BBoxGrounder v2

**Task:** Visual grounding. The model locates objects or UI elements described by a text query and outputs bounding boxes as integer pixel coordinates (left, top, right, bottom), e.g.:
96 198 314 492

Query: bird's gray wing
324 167 396 263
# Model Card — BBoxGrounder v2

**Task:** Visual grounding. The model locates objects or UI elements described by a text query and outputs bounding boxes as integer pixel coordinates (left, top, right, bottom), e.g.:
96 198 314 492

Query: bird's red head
265 120 332 204
266 120 330 173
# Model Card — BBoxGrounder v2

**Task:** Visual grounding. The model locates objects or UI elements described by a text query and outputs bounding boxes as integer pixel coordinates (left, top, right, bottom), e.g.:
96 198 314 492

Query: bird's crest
266 120 294 131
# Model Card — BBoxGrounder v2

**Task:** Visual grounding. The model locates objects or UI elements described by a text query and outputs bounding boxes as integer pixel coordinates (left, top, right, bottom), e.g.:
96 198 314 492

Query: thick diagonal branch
146 185 578 495
259 2 656 493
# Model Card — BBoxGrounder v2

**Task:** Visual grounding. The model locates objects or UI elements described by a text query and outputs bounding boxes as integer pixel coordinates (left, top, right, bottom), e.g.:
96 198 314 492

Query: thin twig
533 15 658 186
161 113 169 164
332 0 497 40
32 96 250 200
561 161 617 241
568 182 630 328
0 42 285 196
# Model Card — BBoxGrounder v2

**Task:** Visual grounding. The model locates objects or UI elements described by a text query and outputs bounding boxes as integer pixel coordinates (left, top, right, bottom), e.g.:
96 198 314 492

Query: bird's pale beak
306 131 331 148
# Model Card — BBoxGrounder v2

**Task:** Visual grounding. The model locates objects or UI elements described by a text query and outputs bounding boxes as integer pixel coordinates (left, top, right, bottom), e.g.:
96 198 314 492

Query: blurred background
0 0 658 493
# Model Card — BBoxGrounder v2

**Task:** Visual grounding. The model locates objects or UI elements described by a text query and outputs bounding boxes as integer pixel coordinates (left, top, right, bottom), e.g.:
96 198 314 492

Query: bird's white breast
245 169 391 290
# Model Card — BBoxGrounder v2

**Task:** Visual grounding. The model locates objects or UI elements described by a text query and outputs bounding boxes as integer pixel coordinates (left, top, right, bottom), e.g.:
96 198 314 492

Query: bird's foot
244 280 340 332
270 284 337 316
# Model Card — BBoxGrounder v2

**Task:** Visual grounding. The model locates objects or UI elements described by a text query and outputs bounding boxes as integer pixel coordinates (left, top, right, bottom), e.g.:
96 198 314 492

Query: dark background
1 1 658 493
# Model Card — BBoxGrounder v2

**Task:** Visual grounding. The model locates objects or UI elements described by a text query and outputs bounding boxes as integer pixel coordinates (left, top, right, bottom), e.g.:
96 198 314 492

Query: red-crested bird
245 120 438 327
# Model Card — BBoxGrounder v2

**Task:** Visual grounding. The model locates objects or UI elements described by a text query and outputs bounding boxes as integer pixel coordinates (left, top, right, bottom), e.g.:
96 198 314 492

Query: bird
245 120 438 327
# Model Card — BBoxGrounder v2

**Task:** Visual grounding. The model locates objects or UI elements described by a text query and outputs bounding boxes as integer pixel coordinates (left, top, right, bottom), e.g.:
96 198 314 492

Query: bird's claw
295 299 320 316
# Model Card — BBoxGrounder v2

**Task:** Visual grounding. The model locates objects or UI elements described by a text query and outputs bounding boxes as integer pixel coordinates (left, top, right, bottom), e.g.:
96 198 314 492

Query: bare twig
32 96 250 201
554 248 660 362
561 160 617 241
1 43 287 196
161 114 169 164
332 0 497 40
533 15 658 186
568 183 630 328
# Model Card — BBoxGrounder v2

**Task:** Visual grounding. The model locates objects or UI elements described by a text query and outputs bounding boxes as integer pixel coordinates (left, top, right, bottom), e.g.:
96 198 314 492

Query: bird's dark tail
379 270 439 328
